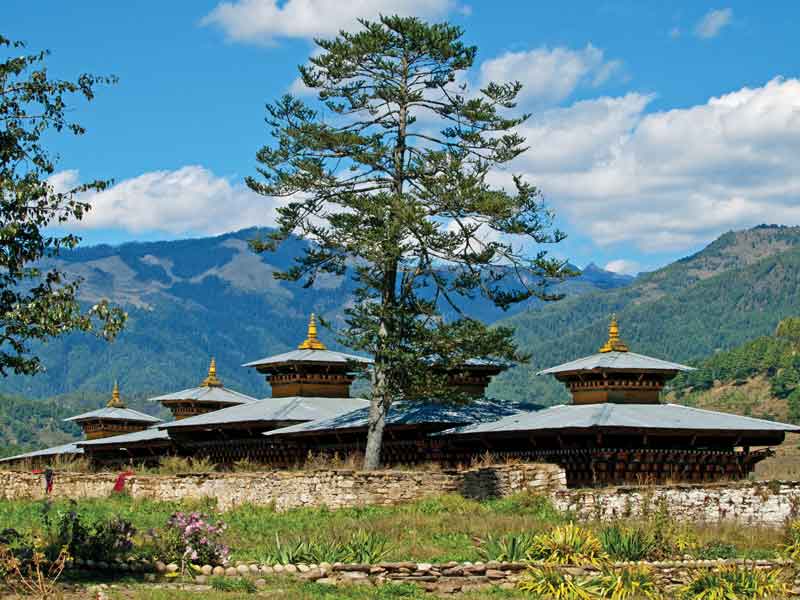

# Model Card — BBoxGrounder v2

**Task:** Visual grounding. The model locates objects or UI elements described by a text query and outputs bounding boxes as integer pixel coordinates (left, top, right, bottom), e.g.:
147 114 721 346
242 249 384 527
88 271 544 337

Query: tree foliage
0 34 125 376
247 16 570 467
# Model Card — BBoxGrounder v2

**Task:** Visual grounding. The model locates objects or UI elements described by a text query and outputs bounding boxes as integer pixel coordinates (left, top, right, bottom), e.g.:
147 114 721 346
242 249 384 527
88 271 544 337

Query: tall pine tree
248 16 571 468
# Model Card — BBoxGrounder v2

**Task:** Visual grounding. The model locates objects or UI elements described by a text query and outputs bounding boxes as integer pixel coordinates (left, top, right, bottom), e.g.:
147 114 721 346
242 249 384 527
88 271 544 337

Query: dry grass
754 439 800 480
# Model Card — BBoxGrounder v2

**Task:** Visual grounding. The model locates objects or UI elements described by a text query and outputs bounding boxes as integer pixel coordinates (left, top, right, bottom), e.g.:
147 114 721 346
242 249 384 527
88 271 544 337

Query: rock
297 563 310 573
237 564 249 575
225 567 238 577
144 574 156 583
416 562 433 572
166 563 179 574
260 565 274 574
255 579 267 588
201 565 213 576
486 569 505 579
285 563 298 573
300 568 324 581
212 566 225 576
194 575 207 584
317 577 337 585
319 562 332 572
155 561 167 574
273 564 285 573
249 564 260 574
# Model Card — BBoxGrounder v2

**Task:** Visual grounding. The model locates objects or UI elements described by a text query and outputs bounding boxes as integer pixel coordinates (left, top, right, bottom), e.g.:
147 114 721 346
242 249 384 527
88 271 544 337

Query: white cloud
695 8 733 39
202 0 457 44
478 45 622 106
604 259 640 275
501 77 800 251
53 166 281 236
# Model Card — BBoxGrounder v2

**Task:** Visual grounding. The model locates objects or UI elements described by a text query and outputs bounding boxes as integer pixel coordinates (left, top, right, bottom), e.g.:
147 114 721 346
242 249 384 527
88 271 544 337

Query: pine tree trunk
363 361 390 470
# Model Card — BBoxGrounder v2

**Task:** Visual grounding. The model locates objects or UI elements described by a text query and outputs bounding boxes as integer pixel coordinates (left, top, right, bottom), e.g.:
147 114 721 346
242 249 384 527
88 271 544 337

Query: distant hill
489 225 800 405
666 316 800 423
0 228 631 452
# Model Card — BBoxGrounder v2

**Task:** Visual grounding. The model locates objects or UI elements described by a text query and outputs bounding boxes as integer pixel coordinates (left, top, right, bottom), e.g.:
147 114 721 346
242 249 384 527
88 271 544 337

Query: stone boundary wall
553 480 800 526
69 558 799 596
4 467 800 525
0 464 565 511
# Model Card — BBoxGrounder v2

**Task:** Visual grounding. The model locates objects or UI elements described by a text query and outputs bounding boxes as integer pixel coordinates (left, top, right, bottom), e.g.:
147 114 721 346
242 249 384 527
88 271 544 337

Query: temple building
437 318 800 485
64 382 161 440
150 358 255 420
2 314 798 486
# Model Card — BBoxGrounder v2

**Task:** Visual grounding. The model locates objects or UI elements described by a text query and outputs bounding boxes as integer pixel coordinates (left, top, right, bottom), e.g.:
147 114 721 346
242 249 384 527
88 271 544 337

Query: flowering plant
163 512 229 566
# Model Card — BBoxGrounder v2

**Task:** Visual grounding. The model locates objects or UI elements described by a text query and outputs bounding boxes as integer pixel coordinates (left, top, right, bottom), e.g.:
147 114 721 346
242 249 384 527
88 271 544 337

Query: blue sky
6 1 800 274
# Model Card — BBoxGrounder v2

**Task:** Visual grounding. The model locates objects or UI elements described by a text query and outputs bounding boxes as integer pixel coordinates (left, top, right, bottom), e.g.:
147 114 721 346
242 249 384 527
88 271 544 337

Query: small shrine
150 358 256 420
242 314 369 398
64 382 161 440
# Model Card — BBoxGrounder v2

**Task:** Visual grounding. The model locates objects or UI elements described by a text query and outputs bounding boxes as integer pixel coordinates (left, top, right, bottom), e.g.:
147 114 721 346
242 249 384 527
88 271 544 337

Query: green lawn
0 492 787 564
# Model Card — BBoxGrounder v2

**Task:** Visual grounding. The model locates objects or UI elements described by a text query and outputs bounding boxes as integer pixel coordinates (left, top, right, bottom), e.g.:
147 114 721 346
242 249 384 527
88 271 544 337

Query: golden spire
107 380 126 408
298 313 326 350
599 314 629 353
201 357 223 387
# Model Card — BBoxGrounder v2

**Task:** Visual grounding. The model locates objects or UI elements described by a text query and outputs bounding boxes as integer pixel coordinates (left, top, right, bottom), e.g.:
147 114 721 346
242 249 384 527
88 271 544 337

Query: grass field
0 492 787 564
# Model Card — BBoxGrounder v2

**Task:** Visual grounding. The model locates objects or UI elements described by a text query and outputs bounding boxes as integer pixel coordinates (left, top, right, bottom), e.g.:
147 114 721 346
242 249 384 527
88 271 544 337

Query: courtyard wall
3 466 800 525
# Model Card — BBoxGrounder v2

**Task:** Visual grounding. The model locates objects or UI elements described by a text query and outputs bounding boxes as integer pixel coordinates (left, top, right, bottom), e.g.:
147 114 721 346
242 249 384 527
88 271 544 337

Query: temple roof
265 399 542 437
538 316 694 375
0 441 84 463
538 351 694 375
160 396 370 430
77 426 170 447
243 314 371 369
149 359 256 405
437 403 800 436
65 406 162 424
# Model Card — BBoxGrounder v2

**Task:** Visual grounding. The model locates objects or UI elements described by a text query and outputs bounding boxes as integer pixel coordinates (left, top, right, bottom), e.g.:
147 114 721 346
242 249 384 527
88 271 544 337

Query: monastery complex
3 315 797 487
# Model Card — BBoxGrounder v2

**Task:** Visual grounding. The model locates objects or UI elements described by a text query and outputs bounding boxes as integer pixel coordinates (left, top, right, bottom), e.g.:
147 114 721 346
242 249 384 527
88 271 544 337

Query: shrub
477 532 536 562
529 524 608 566
262 530 391 564
160 512 229 566
593 566 660 599
781 520 800 560
694 541 738 560
517 566 597 599
342 530 391 563
599 525 658 562
680 566 787 599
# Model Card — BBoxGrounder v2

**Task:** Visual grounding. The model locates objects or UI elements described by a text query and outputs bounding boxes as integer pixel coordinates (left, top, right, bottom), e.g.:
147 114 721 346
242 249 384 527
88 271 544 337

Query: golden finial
201 357 223 387
599 314 629 353
298 313 326 350
107 380 126 408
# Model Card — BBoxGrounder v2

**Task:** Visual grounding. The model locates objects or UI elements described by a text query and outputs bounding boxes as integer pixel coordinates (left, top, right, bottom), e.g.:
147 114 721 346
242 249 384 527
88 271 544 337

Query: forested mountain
0 227 631 453
666 316 800 424
2 224 799 454
489 225 800 405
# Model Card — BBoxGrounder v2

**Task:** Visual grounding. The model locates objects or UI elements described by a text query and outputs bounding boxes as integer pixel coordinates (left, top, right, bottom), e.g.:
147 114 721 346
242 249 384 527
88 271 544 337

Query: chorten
150 358 256 420
65 382 161 440
243 314 370 398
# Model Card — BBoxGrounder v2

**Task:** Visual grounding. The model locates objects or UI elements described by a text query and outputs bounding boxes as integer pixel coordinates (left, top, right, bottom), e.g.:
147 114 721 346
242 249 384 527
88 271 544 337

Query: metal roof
77 426 171 447
64 406 162 424
438 403 800 436
538 351 694 375
243 348 372 368
149 385 256 405
0 442 84 463
160 396 370 430
265 399 542 437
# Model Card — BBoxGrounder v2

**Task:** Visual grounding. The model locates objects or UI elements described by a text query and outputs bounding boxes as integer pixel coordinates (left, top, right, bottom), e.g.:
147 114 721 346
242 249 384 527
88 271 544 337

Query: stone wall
0 464 565 511
4 467 800 525
554 480 800 526
69 558 799 597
